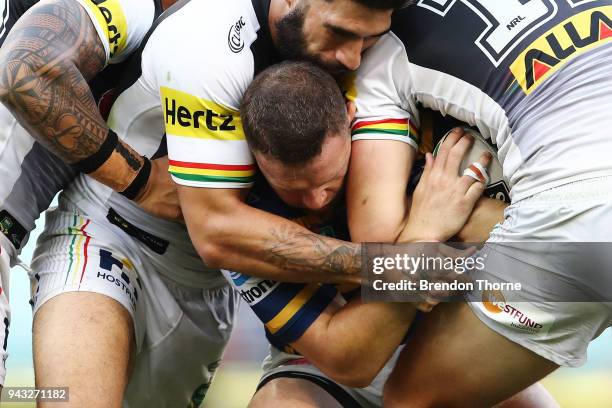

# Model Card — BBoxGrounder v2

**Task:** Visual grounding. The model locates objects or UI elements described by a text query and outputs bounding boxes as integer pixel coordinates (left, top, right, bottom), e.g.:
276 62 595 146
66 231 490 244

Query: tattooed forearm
115 141 142 171
0 0 108 163
264 224 362 277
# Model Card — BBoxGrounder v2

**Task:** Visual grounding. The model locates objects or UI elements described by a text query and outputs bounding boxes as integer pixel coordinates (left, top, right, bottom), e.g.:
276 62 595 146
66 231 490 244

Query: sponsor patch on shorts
106 208 169 254
476 290 556 337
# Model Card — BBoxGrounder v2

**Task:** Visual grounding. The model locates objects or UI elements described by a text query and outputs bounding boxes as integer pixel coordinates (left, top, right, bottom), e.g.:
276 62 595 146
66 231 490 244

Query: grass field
4 362 612 407
206 365 612 408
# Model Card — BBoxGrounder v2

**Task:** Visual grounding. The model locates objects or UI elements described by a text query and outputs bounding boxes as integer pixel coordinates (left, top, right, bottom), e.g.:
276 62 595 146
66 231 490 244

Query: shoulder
142 0 261 109
75 0 157 62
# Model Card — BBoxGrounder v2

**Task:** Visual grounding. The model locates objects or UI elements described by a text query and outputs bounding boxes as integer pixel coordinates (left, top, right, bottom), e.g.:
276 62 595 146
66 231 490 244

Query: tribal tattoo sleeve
0 0 143 180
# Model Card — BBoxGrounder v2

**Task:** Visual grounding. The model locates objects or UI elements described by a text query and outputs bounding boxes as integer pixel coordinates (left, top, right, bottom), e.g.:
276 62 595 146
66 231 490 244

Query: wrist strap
120 156 151 200
74 129 119 174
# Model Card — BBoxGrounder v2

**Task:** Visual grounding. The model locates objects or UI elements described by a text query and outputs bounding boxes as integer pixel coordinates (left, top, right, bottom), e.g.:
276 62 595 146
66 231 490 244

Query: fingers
421 152 434 180
460 150 492 192
465 176 487 203
414 153 434 192
434 128 465 170
444 132 474 175
416 300 437 313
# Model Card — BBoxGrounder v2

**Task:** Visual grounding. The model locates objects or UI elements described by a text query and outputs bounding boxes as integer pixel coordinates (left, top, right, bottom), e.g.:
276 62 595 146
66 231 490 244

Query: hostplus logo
228 17 246 53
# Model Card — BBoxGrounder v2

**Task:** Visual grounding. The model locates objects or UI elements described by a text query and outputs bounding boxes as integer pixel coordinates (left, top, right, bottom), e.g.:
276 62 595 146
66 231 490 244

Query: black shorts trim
257 370 363 408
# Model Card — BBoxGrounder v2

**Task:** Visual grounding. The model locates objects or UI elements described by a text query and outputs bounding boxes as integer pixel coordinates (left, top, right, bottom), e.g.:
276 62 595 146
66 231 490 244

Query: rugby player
1 0 431 406
0 0 543 406
237 61 557 408
0 0 179 392
342 1 612 407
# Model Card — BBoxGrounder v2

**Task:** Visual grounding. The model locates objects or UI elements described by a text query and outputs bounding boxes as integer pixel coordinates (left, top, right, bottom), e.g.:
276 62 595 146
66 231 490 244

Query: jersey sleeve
223 271 338 346
141 1 257 188
74 0 155 64
344 33 420 149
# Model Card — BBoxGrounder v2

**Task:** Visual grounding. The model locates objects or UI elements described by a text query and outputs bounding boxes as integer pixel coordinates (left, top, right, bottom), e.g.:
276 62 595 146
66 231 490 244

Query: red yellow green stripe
78 220 92 288
168 160 255 184
64 215 91 287
64 214 79 286
352 118 419 144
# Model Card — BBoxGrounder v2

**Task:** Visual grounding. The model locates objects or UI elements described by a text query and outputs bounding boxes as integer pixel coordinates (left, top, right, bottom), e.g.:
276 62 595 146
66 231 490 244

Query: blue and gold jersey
223 175 352 350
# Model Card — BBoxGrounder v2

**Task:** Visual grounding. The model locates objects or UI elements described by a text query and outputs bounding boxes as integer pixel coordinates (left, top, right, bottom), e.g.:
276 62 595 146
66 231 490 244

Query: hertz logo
510 6 612 94
160 87 244 140
87 0 128 58
165 98 235 131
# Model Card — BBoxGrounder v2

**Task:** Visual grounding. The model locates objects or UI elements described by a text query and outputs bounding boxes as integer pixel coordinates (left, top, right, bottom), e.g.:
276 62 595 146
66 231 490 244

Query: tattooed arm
178 186 361 284
0 0 180 219
0 0 145 190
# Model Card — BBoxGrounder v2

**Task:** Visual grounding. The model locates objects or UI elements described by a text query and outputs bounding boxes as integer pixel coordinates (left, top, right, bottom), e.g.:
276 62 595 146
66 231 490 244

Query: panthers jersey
350 0 612 201
65 0 280 287
0 0 161 259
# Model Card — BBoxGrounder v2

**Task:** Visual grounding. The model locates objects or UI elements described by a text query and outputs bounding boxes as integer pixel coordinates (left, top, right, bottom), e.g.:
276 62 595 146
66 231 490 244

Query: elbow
192 216 230 269
196 241 225 269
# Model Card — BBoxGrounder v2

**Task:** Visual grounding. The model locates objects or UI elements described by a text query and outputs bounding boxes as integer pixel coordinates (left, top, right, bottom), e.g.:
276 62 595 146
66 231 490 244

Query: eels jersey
63 0 280 287
224 174 349 351
349 0 612 202
0 0 162 258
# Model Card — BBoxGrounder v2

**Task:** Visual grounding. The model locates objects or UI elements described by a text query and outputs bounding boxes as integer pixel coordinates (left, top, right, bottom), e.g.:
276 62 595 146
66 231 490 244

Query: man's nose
335 40 363 71
302 189 328 211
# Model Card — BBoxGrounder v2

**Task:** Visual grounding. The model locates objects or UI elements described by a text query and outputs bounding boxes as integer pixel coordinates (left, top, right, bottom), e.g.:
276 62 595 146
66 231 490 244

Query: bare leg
33 292 134 408
383 303 558 408
496 383 559 408
249 378 343 408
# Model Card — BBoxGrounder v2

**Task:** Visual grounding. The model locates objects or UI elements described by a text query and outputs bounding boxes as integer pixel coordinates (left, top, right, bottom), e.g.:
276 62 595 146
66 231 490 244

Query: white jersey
64 0 279 287
0 0 158 259
348 1 612 202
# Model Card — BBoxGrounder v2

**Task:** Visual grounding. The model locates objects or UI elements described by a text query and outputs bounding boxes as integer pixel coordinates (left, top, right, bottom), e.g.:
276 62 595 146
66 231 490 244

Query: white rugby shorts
468 176 612 367
30 199 239 407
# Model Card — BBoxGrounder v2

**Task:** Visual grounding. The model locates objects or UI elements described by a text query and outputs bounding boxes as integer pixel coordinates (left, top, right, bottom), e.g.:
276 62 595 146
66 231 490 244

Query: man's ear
346 100 356 123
